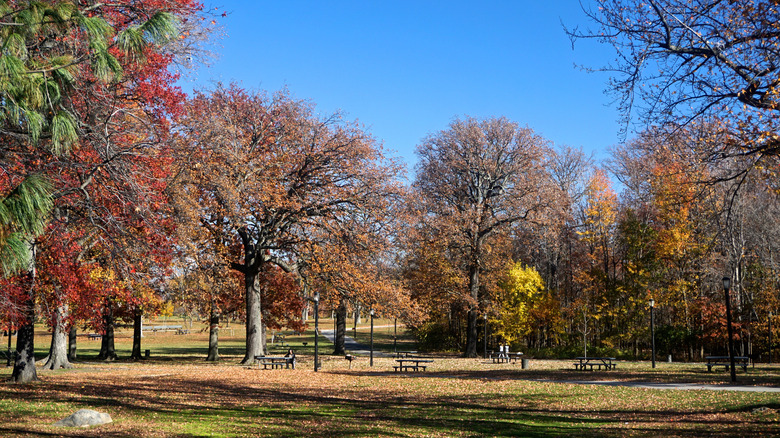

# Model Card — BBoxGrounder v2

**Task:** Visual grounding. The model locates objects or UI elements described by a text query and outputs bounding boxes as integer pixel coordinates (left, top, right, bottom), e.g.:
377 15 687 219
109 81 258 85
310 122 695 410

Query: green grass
1 319 780 436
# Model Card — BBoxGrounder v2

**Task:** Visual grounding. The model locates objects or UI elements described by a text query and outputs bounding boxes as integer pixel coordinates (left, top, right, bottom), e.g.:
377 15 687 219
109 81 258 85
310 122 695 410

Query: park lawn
0 322 779 436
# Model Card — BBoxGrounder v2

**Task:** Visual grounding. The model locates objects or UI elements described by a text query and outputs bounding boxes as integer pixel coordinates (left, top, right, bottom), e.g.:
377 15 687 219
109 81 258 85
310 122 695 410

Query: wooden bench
255 355 295 370
393 358 433 372
705 356 750 372
573 357 617 371
87 333 101 340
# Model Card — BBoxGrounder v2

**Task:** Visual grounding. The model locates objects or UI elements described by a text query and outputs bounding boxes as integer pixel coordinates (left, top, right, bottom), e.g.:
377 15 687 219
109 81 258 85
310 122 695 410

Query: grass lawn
1 318 779 437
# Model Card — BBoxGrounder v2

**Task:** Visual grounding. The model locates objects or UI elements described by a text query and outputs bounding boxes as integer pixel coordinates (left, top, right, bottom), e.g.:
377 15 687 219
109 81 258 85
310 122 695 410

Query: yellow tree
493 263 560 348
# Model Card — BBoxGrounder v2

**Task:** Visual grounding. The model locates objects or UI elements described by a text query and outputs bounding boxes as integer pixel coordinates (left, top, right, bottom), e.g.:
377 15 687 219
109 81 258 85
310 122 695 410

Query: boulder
53 409 112 427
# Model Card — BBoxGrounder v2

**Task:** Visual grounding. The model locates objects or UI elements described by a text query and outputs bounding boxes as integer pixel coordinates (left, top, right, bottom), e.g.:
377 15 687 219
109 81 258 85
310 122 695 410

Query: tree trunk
130 308 143 361
68 325 77 361
11 246 38 384
333 299 347 355
241 269 264 364
98 302 118 361
41 305 73 370
207 309 219 361
11 294 38 383
261 323 267 353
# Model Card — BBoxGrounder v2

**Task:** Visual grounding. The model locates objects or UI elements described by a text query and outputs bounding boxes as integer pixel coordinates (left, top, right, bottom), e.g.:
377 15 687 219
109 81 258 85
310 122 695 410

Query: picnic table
705 356 750 372
490 351 523 363
573 357 617 371
254 355 296 370
394 358 433 372
143 325 182 333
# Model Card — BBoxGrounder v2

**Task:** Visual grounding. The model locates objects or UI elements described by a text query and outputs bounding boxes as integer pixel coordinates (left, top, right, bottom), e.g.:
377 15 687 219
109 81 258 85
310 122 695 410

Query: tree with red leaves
0 0 209 383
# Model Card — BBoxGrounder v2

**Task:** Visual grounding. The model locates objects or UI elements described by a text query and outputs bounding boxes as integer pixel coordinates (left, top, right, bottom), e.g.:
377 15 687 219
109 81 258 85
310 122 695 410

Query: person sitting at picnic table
284 349 296 369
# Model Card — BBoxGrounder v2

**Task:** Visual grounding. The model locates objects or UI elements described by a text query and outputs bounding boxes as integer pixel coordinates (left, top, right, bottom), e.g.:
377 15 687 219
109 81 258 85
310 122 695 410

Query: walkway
320 329 393 357
533 379 780 393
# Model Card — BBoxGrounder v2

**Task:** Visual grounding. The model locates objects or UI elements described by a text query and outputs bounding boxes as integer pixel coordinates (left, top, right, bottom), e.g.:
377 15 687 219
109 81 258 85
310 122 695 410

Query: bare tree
570 0 780 168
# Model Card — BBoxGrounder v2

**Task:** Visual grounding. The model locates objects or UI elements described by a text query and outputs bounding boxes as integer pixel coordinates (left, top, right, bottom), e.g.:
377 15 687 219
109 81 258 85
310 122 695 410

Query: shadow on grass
2 367 779 437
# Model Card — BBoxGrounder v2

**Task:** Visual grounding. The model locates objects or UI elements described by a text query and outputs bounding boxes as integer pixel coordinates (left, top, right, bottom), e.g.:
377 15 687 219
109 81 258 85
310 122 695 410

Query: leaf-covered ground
2 355 780 437
2 325 779 437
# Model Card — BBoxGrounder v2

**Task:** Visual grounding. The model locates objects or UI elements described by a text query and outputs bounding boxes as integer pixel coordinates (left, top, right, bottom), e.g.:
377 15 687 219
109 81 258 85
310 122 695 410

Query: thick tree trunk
130 308 143 361
207 309 219 361
12 247 38 384
241 269 265 364
333 299 347 355
98 303 118 361
68 325 77 361
11 294 38 383
41 305 73 370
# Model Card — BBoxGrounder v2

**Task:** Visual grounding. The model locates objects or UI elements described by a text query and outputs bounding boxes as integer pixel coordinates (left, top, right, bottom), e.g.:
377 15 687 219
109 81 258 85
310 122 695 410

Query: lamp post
770 311 773 365
313 292 320 372
369 309 375 367
723 276 737 383
650 298 656 369
394 317 397 354
484 313 488 358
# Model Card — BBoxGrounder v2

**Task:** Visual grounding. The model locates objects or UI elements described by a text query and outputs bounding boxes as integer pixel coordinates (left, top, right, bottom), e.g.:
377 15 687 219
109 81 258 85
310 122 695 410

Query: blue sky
181 1 622 172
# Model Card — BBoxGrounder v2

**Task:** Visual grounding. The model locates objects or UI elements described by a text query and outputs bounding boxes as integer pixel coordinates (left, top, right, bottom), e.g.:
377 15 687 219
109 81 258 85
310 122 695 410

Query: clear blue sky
181 1 621 172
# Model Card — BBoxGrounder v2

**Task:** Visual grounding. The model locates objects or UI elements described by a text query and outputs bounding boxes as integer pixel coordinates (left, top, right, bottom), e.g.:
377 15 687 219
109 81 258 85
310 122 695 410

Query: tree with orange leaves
412 116 551 357
171 84 406 364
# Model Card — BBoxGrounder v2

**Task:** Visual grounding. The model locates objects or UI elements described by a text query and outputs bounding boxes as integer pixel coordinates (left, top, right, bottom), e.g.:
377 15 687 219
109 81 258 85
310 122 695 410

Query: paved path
320 329 393 357
532 379 780 392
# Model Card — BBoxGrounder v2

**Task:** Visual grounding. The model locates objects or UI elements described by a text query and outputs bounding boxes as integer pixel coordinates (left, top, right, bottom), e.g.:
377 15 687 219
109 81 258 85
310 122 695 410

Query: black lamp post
484 313 488 358
650 298 656 369
769 310 773 365
394 317 397 354
723 276 737 383
369 309 375 367
313 292 320 372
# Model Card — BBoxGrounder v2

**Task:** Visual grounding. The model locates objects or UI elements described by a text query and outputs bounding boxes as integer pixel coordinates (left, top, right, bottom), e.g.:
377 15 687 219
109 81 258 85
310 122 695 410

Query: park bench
87 333 101 340
705 356 750 372
393 358 434 372
573 357 618 371
255 355 295 370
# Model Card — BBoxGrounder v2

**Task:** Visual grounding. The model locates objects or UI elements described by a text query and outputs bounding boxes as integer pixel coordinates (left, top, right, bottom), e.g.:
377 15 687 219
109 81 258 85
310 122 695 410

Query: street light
369 309 375 367
394 317 397 354
723 276 737 383
313 292 320 372
650 298 656 369
769 311 773 365
484 313 488 359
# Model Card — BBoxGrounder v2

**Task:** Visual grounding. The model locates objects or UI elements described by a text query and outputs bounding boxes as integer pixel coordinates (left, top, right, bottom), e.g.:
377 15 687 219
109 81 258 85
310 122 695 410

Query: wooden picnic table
394 358 433 372
705 356 750 372
573 357 617 371
490 351 523 363
254 355 296 370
